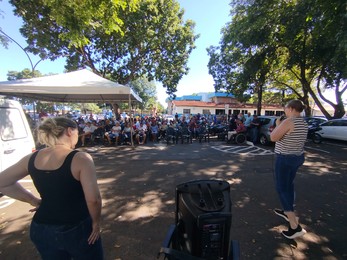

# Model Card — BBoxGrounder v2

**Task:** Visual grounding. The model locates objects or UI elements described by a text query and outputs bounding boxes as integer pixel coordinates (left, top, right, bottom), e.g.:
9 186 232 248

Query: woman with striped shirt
270 100 308 239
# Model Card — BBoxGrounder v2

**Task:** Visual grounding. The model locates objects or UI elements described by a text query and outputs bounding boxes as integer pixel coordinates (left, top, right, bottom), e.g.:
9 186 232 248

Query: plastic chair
197 126 209 143
179 127 192 144
166 127 178 145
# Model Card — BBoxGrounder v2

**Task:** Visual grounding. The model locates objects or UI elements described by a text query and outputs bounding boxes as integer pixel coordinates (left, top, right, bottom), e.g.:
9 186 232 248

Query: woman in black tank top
0 117 103 259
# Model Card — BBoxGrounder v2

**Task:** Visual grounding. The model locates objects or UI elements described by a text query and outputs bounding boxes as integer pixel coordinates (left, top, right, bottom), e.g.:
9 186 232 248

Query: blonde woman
0 117 103 259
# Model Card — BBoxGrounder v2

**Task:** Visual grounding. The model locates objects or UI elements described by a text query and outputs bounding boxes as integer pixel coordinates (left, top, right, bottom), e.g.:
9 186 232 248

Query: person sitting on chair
158 121 168 140
108 121 122 145
150 122 159 142
228 119 246 141
122 122 132 145
80 121 97 146
135 122 147 144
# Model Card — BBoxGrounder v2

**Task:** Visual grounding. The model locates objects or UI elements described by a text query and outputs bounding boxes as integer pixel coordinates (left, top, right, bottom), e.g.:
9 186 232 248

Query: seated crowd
76 113 220 146
75 112 264 147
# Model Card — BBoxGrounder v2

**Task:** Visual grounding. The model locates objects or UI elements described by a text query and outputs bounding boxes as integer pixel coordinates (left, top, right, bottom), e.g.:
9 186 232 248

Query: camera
280 115 286 121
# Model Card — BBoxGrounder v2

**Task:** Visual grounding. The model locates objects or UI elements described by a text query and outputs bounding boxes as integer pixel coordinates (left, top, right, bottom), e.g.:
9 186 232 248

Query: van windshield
0 108 29 141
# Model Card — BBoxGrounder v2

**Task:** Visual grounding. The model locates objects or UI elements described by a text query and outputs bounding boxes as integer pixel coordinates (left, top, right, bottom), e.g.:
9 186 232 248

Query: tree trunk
257 83 262 115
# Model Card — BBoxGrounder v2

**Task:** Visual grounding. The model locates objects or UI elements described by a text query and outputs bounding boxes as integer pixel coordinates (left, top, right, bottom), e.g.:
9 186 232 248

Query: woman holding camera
270 99 308 239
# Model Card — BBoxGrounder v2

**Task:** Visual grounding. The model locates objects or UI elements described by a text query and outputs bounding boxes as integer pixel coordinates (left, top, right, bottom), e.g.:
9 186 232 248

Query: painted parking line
0 189 33 209
304 146 330 154
0 196 15 209
211 145 274 155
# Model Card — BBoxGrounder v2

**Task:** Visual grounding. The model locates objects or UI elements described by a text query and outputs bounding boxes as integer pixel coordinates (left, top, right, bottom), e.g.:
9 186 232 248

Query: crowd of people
0 100 308 260
226 112 263 144
71 111 270 146
75 113 224 146
33 110 267 147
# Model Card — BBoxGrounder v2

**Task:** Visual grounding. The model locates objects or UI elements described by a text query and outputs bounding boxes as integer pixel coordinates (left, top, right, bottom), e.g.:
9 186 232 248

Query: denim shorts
30 217 103 260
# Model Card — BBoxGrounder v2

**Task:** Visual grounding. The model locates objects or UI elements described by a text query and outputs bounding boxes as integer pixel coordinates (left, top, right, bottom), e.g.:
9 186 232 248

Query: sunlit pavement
0 139 346 259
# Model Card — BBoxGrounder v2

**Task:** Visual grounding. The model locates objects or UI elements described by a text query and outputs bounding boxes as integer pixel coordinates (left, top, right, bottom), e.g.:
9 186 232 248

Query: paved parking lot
211 144 275 155
0 139 346 259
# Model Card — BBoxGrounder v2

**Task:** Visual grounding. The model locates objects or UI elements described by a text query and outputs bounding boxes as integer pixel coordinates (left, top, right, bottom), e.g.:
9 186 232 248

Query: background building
167 92 283 117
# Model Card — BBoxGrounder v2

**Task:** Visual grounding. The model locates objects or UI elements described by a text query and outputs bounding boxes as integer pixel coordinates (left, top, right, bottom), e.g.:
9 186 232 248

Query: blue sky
0 0 232 105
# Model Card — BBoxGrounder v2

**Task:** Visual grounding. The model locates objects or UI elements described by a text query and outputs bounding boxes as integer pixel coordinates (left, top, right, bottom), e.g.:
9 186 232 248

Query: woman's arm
73 152 102 245
270 118 293 142
0 154 41 210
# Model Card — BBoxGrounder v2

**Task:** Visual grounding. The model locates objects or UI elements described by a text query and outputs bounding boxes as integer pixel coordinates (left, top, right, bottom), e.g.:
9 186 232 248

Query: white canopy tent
0 69 142 103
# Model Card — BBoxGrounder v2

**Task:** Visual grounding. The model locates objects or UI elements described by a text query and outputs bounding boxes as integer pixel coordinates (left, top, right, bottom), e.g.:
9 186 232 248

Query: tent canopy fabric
0 69 142 103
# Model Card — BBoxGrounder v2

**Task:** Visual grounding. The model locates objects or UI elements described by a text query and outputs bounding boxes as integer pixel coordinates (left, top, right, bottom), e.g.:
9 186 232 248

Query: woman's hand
29 197 41 212
276 115 286 126
88 222 101 245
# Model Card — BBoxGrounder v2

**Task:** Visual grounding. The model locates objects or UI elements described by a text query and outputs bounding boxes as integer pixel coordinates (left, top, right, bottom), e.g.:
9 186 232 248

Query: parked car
257 116 278 145
304 116 328 140
164 115 175 122
313 119 347 143
304 116 327 127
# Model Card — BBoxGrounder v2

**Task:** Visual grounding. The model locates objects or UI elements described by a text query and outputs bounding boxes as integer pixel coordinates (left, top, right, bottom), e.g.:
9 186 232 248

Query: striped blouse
274 117 308 155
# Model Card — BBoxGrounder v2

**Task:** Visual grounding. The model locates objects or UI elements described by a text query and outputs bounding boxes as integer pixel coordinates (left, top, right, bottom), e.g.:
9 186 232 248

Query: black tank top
29 150 89 225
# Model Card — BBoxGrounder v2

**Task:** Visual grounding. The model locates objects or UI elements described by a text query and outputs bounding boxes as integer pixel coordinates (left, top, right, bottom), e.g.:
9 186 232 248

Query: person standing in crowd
0 117 103 259
238 112 245 123
270 100 308 239
249 114 260 144
244 112 253 131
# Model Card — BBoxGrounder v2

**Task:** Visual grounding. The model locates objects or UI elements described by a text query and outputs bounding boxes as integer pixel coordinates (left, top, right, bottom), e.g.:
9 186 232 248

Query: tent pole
129 94 134 148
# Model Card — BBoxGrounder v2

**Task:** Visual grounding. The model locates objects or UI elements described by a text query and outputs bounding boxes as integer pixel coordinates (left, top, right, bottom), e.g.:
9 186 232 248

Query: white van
0 97 36 172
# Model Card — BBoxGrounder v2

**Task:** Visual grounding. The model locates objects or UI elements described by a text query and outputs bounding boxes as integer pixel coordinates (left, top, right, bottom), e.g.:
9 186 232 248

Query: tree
208 0 346 118
207 2 276 114
0 0 10 47
7 68 42 80
10 0 198 97
155 102 164 114
80 103 102 115
127 77 157 112
10 0 139 48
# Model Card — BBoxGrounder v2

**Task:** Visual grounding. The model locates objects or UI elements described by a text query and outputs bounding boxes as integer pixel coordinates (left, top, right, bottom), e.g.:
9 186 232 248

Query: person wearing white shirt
136 122 147 144
108 121 122 145
80 122 97 146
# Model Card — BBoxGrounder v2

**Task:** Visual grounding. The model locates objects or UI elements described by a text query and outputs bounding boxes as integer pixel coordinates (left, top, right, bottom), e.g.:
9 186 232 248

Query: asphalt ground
0 138 346 259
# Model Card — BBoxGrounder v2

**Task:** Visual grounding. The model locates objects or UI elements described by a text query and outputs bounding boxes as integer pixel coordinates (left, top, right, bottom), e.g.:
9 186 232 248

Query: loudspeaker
173 179 232 259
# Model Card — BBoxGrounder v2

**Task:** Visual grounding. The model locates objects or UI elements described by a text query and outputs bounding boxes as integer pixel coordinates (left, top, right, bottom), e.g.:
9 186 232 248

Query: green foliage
208 0 346 118
11 0 139 48
80 103 102 114
128 77 157 110
155 102 164 113
0 1 9 47
10 0 198 97
0 30 9 47
7 68 43 80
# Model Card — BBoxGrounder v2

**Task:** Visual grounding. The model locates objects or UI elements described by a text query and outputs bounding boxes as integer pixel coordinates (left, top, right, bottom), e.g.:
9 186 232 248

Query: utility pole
0 30 43 77
0 30 43 121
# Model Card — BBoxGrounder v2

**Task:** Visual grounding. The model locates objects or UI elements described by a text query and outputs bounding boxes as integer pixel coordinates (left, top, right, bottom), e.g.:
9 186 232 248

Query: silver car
257 116 278 145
